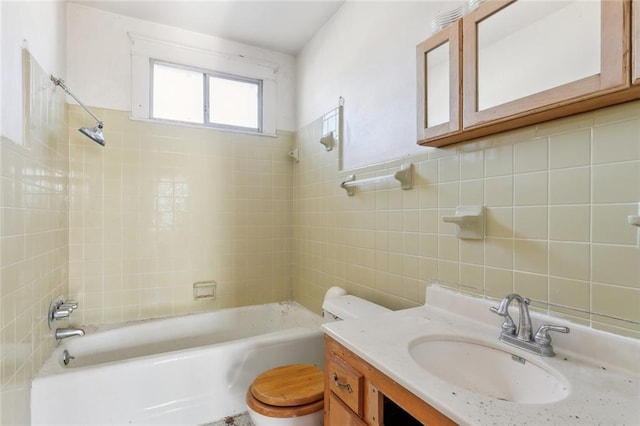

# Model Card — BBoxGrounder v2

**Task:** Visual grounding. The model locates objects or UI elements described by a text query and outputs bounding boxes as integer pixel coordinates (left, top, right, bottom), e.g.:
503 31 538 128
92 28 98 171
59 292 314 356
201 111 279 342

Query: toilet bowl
246 287 391 426
246 364 324 426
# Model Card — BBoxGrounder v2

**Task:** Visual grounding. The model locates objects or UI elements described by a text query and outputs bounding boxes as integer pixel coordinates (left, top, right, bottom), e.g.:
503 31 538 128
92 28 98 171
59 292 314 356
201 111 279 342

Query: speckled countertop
322 286 640 426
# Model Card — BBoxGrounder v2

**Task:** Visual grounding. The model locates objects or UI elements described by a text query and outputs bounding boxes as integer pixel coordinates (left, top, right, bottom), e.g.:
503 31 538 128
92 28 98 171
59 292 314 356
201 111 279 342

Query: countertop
322 286 640 426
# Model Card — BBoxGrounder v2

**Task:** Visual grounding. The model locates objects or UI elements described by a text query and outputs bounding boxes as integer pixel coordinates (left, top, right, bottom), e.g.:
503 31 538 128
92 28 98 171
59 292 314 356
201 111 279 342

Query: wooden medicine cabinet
418 0 640 147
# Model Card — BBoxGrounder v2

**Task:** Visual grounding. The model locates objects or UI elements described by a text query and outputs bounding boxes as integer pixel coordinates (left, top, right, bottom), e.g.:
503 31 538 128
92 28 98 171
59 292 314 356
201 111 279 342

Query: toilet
246 287 390 426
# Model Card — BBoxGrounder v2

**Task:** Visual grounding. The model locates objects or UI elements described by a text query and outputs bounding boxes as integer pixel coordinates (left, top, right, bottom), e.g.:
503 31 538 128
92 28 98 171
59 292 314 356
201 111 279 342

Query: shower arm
50 75 103 126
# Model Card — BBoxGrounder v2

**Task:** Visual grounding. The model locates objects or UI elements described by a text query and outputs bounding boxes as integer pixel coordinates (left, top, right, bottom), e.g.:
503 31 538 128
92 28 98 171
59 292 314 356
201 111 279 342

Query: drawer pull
332 373 353 393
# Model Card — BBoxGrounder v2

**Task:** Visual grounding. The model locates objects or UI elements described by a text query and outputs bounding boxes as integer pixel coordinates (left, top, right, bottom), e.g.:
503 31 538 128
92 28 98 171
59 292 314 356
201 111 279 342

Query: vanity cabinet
418 0 639 147
324 335 456 426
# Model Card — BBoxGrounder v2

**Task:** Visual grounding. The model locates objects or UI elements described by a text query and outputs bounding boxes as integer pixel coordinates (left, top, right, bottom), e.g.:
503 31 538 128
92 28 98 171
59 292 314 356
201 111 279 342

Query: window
151 61 262 132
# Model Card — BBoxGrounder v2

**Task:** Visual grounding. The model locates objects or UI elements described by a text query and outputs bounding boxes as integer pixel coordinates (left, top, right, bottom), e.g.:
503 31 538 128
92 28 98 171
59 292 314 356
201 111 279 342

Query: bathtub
31 301 325 425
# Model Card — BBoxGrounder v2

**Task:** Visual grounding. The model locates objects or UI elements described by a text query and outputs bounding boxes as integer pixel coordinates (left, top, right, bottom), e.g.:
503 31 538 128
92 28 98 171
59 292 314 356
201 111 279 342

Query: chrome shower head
79 123 105 146
50 75 106 146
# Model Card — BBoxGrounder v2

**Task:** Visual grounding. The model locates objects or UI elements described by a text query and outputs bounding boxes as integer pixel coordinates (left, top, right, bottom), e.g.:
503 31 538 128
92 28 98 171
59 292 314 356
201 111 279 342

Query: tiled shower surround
0 51 69 424
68 105 295 325
293 101 640 339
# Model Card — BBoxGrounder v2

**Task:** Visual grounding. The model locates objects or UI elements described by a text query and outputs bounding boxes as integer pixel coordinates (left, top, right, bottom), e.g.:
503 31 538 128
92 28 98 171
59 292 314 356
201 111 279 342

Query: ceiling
71 0 345 55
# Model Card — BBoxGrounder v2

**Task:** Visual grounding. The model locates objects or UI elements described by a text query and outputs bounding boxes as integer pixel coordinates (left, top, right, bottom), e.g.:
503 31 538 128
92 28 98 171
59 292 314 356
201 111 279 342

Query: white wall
297 1 454 170
66 3 297 131
1 0 66 142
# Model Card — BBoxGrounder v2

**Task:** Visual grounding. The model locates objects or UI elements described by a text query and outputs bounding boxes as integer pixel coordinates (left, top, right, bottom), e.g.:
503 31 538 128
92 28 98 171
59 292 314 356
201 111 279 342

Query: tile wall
293 101 640 338
68 106 296 325
0 50 69 424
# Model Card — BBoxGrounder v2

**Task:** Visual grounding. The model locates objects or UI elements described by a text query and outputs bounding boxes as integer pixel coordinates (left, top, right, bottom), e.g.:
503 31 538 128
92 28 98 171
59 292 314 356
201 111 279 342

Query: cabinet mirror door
463 0 629 128
417 20 461 142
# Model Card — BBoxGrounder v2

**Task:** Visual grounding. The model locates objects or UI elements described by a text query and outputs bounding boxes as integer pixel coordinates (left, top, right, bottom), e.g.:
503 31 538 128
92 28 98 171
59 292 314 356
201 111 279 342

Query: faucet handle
534 324 570 346
490 306 516 335
53 307 73 319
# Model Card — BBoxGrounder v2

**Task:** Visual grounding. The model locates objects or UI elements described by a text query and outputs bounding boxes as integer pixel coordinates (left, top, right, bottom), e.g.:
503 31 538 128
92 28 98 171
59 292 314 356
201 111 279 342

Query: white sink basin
408 337 570 404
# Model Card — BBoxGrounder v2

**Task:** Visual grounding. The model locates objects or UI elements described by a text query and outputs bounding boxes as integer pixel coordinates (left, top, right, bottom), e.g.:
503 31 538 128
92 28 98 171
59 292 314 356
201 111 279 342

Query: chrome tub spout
55 327 85 341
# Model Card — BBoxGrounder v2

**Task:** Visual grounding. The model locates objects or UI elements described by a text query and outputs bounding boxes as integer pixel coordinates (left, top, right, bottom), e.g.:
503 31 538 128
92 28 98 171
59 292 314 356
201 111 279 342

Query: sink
408 337 569 404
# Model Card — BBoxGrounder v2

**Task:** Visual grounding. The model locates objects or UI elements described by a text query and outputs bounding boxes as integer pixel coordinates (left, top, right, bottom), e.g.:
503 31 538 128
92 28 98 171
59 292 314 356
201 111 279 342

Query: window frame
150 59 264 133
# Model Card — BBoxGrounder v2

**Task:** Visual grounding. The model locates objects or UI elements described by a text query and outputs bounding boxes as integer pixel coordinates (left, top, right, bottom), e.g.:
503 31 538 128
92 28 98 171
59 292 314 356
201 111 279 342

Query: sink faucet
55 327 85 342
490 293 533 341
491 293 569 357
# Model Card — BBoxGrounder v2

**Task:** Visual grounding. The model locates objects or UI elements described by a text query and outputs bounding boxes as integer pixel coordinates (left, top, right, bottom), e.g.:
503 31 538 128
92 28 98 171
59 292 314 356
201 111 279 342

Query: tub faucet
491 293 569 357
55 327 85 342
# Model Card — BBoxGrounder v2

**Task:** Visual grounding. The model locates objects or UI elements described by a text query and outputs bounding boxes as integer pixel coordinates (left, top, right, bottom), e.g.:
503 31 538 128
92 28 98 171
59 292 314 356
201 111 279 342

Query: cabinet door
328 393 367 426
417 20 462 142
463 0 630 128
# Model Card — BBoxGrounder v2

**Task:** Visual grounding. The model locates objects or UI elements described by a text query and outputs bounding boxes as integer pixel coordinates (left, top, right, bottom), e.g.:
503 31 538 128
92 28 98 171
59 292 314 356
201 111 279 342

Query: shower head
50 75 106 146
79 123 105 146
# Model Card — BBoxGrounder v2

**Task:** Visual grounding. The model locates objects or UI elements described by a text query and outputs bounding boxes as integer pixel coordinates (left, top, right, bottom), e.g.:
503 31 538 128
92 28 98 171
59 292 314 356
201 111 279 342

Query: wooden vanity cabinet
324 335 456 426
418 0 639 148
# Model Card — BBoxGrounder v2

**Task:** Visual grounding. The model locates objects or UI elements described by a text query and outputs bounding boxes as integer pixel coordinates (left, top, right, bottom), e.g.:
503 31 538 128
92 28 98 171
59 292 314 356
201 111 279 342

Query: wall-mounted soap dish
442 206 485 240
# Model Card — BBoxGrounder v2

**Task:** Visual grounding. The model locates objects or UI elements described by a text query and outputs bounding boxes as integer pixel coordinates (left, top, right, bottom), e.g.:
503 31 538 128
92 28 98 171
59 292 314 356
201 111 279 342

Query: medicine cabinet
417 0 640 147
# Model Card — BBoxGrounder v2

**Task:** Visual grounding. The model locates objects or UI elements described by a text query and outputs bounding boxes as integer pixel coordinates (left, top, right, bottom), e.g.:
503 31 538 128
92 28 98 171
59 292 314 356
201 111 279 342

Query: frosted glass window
209 76 260 130
151 61 262 132
152 63 204 123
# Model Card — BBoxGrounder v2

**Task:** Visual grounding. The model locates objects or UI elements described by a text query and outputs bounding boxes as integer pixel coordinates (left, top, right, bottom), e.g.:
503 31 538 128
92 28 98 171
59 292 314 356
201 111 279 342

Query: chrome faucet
55 327 85 342
491 293 569 357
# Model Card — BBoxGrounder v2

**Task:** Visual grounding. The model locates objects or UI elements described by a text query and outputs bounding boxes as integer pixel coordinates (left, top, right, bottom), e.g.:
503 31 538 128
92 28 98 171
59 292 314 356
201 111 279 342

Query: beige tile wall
0 50 69 424
68 106 295 325
293 101 640 339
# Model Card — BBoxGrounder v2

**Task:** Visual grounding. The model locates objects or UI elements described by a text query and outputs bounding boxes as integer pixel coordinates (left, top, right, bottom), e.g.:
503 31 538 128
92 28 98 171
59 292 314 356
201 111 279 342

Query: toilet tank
322 288 390 321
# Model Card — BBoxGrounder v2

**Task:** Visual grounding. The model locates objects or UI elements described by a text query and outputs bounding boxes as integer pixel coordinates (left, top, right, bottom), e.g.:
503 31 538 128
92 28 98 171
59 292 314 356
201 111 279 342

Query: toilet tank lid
322 295 390 320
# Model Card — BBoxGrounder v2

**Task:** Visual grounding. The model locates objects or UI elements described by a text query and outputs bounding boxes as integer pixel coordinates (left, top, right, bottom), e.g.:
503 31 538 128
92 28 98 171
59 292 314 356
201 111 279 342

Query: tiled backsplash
0 50 69 424
293 101 640 338
68 106 296 325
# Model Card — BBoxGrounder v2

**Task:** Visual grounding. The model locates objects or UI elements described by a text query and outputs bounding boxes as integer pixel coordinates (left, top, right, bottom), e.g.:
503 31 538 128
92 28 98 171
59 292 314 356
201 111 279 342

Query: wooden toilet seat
246 364 324 418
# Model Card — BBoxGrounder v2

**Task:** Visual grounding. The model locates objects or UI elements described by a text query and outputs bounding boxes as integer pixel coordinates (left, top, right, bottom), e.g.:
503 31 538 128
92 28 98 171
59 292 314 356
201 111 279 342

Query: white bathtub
31 302 325 425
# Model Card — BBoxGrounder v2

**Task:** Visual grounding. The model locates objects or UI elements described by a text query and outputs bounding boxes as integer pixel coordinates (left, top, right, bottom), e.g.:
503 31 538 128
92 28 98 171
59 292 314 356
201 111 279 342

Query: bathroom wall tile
485 207 513 238
460 150 484 180
484 268 513 298
592 204 639 245
548 128 591 169
592 119 640 164
549 205 590 242
438 236 459 262
549 277 590 311
549 167 590 205
549 242 590 281
438 182 459 208
514 207 547 240
438 156 459 183
514 138 548 173
460 179 484 206
592 284 640 323
460 240 484 265
514 240 548 274
514 272 548 302
484 238 513 269
485 144 513 177
514 172 548 206
485 176 513 207
592 244 640 288
460 264 484 291
592 162 640 204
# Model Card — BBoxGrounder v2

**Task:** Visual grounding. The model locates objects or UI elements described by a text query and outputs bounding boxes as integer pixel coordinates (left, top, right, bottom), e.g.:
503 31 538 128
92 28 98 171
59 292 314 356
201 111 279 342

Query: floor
203 412 254 426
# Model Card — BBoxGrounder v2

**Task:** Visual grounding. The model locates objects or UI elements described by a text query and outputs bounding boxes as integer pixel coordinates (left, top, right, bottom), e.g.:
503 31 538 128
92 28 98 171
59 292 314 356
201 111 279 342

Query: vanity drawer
327 353 364 416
